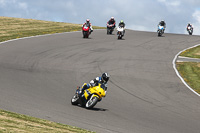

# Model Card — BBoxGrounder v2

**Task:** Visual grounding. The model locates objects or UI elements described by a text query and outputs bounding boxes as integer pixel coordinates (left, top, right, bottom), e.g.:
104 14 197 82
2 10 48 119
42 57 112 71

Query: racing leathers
158 21 166 32
186 24 193 31
79 76 108 97
118 21 126 35
107 19 116 29
82 22 93 34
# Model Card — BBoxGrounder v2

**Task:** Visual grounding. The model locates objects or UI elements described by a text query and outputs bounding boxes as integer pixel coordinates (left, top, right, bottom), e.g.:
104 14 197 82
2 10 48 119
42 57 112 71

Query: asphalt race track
0 30 200 133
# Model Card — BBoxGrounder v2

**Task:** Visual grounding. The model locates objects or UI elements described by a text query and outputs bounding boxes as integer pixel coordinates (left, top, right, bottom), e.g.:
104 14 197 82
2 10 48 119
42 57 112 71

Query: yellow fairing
84 90 89 99
84 83 106 100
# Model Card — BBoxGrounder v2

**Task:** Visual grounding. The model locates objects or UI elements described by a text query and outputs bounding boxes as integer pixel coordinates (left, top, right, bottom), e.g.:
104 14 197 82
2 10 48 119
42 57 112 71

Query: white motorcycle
117 26 125 39
187 26 193 35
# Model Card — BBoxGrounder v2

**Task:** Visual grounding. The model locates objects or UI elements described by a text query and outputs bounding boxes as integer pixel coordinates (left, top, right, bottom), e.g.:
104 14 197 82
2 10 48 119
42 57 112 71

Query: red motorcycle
82 25 90 38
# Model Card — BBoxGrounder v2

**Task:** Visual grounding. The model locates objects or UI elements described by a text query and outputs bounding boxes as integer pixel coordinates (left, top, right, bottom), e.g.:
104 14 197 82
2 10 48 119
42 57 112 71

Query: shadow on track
88 107 108 111
117 38 125 40
72 104 108 111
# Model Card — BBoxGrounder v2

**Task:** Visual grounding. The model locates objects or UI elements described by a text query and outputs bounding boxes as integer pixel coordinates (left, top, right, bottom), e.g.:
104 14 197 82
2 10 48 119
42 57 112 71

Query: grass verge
0 109 94 133
0 16 103 132
0 16 105 42
179 45 200 58
176 62 200 94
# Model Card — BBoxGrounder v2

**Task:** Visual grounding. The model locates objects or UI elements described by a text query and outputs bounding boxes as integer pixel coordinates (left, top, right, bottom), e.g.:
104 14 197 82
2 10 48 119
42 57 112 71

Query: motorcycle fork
79 95 86 107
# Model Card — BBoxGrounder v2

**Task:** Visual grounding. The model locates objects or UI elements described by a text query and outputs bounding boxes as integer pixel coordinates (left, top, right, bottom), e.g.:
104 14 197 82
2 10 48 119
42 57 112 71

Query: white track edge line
173 44 200 97
0 29 105 44
0 31 81 44
178 56 200 60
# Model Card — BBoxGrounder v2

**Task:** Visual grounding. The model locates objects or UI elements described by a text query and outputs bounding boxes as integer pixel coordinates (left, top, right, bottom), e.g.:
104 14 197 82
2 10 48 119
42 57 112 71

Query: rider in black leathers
107 17 116 29
118 20 125 28
186 23 193 31
118 20 125 35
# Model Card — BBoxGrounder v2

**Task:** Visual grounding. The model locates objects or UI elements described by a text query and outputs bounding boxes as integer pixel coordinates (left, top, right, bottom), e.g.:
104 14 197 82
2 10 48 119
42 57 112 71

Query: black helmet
102 73 110 82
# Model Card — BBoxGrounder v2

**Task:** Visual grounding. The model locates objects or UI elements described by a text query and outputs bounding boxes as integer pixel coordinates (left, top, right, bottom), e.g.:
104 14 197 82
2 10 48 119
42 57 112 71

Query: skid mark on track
97 59 154 105
109 80 153 105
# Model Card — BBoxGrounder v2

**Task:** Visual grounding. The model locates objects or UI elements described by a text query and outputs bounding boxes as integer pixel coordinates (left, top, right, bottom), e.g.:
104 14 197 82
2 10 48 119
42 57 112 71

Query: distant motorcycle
107 24 115 34
71 83 106 109
187 26 193 35
82 25 90 38
157 25 164 37
117 26 125 39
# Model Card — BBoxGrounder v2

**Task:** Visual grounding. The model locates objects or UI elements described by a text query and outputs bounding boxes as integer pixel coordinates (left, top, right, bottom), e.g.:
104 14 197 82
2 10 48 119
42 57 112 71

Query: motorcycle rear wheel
85 96 98 109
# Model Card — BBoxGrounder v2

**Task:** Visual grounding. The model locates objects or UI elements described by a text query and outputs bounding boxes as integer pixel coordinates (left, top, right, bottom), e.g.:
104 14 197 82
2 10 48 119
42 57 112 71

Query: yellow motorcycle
71 83 106 109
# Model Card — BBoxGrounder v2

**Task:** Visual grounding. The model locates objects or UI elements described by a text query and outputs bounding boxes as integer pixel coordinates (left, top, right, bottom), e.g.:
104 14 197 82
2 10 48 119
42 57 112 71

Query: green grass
0 16 103 132
179 45 200 58
0 16 105 42
0 109 94 133
177 44 200 95
176 62 200 94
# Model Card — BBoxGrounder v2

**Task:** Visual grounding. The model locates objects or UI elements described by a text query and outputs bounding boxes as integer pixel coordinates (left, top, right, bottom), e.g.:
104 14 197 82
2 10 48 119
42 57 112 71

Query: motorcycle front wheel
107 29 110 34
110 29 113 34
85 95 98 109
158 32 162 37
83 32 89 38
71 94 79 105
118 33 122 39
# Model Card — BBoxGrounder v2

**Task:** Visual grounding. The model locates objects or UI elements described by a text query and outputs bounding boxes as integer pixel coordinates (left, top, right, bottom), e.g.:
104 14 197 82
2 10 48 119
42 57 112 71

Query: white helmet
86 19 90 23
